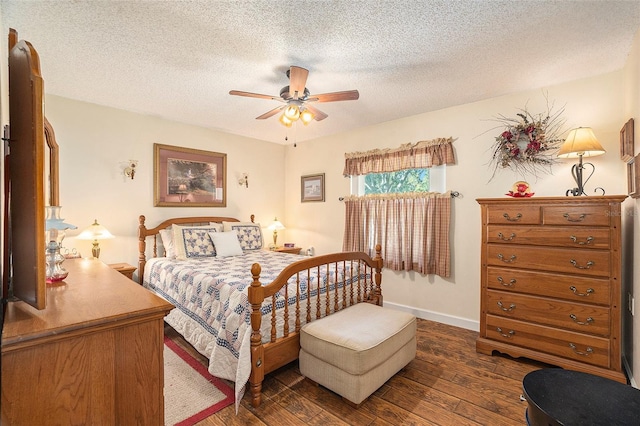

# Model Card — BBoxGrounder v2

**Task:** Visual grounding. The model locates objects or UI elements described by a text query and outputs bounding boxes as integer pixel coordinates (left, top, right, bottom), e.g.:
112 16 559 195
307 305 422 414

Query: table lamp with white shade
77 219 114 258
267 217 285 247
557 127 606 196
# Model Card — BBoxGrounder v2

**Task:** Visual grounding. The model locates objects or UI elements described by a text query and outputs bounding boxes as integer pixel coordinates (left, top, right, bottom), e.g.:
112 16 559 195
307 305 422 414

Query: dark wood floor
165 318 552 425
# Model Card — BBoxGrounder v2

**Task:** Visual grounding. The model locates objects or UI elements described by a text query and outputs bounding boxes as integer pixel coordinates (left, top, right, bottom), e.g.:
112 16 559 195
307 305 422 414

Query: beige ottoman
299 303 416 406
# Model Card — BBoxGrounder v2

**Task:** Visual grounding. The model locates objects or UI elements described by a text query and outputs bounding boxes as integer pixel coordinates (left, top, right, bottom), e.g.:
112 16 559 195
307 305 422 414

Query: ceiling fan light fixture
279 113 293 127
283 104 300 120
300 108 315 125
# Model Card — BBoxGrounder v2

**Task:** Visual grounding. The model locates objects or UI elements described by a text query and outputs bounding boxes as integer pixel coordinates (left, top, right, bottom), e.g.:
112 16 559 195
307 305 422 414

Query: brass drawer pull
569 314 594 325
496 327 515 338
503 213 522 222
563 213 587 222
569 343 593 356
497 276 516 287
569 260 594 269
497 232 516 241
497 254 517 263
497 301 516 312
569 286 594 297
570 235 594 245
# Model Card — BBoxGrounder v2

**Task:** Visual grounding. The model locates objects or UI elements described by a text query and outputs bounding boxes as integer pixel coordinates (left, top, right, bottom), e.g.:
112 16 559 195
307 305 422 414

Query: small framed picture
301 173 325 202
620 118 634 163
628 160 637 198
284 243 295 248
633 154 640 199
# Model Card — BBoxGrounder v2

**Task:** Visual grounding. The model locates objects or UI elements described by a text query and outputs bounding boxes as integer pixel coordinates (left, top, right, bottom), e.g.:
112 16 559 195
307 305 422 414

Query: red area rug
164 337 234 425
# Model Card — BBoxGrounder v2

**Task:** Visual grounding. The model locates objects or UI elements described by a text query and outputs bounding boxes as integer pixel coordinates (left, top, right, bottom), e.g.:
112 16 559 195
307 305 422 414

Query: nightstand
108 263 136 280
274 247 302 255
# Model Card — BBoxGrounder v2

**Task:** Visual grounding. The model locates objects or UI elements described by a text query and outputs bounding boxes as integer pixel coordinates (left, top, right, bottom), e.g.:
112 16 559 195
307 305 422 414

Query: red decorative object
506 181 534 197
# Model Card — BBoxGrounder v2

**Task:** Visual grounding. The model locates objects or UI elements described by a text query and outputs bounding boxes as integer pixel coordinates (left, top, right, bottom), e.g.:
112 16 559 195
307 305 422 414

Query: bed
137 214 383 409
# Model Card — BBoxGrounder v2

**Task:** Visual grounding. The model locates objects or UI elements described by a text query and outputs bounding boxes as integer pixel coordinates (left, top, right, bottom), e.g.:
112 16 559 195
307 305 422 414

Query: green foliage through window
364 169 430 194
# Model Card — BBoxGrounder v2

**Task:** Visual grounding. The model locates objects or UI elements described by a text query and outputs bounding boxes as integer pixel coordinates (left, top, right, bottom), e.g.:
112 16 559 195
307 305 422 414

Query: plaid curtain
343 138 455 176
342 192 451 277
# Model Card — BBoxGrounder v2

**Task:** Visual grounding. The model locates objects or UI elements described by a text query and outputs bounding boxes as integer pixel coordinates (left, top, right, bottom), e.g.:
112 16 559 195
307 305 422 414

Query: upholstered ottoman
299 303 416 406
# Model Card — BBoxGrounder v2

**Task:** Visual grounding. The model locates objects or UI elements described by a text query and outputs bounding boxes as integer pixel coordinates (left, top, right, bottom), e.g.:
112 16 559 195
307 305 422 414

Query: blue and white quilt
143 250 367 410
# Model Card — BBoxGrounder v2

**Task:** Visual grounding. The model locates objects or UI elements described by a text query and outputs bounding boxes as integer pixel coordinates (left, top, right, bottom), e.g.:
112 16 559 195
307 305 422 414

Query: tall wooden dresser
1 258 174 424
476 195 627 383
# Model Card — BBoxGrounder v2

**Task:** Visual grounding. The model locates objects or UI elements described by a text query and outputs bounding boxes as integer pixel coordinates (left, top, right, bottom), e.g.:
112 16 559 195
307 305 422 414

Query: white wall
622 28 640 386
284 72 627 330
44 95 287 267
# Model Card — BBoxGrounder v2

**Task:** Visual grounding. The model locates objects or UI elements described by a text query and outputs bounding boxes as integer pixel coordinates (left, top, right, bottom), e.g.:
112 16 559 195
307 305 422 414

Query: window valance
343 137 455 176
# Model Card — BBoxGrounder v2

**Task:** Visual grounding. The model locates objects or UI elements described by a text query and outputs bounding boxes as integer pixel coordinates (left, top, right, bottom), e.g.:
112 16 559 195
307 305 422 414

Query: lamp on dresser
77 219 114 258
557 127 606 196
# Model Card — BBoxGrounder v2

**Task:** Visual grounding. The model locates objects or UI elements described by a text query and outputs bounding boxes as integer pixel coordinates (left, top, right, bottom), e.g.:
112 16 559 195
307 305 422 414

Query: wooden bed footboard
247 244 383 407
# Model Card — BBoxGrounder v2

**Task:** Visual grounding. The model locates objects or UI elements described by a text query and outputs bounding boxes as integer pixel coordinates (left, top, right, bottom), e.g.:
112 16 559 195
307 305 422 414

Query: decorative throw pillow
172 224 221 260
222 221 263 251
158 228 175 258
209 231 244 257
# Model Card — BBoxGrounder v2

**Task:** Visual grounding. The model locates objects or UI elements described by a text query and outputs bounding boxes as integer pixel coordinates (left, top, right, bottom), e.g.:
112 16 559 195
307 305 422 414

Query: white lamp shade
557 127 606 159
267 218 285 231
76 219 114 240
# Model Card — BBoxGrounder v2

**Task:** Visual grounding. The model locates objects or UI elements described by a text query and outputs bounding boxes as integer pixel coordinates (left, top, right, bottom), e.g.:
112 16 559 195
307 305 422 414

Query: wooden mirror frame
44 117 59 206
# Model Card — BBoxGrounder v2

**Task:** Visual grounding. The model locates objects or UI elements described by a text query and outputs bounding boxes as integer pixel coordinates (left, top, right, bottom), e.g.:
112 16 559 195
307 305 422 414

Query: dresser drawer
486 244 610 277
486 290 610 336
486 267 610 305
486 204 540 225
486 226 610 249
485 315 610 368
542 205 611 226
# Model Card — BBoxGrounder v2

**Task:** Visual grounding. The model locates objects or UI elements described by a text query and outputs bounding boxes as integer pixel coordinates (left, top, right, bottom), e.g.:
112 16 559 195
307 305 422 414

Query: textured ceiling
2 1 639 145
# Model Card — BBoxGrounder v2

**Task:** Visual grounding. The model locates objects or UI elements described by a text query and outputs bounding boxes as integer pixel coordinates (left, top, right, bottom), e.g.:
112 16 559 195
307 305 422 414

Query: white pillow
158 228 175 258
172 224 222 260
209 231 244 257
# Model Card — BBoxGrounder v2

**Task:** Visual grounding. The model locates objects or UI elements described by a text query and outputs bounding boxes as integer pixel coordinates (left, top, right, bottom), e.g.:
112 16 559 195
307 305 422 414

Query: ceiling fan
229 66 359 127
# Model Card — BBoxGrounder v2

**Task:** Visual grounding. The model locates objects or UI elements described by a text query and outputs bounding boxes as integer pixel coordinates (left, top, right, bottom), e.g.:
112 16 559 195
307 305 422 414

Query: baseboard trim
383 301 479 332
623 355 637 388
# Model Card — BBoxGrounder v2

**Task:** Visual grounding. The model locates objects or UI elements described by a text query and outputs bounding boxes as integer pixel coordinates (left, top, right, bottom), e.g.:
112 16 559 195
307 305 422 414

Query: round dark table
523 369 640 426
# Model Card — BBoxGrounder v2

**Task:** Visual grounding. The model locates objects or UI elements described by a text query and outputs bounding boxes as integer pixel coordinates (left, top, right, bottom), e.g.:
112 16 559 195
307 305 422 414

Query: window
342 139 454 277
350 165 445 195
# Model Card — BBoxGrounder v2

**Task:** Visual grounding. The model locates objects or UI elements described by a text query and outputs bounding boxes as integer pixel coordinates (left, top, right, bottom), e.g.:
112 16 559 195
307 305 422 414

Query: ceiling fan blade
229 90 282 101
256 106 284 120
308 90 360 103
288 66 309 99
304 104 328 121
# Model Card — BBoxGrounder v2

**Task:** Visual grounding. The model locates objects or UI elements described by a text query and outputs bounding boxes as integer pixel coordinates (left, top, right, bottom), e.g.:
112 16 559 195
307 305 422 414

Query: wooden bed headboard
137 214 255 284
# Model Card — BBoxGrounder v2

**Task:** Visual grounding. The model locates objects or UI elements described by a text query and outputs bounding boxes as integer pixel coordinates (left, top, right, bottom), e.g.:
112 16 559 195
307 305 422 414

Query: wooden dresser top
2 258 173 349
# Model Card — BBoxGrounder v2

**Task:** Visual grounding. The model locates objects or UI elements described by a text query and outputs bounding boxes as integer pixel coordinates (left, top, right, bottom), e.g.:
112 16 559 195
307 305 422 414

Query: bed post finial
248 262 265 407
250 214 255 223
373 244 383 305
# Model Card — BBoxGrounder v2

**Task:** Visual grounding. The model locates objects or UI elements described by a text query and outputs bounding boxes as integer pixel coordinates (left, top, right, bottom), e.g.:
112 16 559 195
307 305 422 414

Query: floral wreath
488 102 565 180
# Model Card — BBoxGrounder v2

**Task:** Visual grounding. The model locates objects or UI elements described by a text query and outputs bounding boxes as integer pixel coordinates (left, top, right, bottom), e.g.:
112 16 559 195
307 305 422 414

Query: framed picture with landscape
301 173 325 202
154 143 227 207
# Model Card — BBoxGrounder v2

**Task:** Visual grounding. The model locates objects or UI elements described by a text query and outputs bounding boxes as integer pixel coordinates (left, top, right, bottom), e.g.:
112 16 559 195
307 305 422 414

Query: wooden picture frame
620 118 634 163
154 143 226 207
633 154 640 199
301 173 325 202
628 160 637 198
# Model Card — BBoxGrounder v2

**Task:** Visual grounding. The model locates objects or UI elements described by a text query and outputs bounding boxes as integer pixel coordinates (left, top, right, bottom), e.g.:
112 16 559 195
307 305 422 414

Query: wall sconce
238 173 249 188
124 160 138 180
